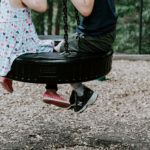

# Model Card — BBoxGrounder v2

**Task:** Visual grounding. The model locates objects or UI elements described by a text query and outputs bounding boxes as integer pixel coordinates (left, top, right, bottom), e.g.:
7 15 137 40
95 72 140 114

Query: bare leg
70 83 84 96
54 40 64 52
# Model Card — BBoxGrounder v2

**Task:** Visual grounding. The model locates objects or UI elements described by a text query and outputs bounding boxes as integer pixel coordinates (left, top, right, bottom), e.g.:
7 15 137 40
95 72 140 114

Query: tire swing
6 0 113 84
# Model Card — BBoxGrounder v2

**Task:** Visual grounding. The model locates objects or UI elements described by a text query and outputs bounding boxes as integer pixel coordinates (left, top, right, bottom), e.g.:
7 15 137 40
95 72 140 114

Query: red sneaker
43 92 70 108
0 78 13 93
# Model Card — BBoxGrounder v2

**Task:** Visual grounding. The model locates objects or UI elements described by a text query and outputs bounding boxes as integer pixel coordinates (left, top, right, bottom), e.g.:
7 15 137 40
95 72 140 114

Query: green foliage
114 0 150 54
32 11 45 35
31 0 78 35
31 0 149 54
0 0 149 54
142 7 150 54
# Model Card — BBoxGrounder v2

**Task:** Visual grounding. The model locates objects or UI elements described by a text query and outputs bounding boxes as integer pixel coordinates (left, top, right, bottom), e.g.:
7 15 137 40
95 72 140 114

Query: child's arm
21 0 47 12
71 0 95 17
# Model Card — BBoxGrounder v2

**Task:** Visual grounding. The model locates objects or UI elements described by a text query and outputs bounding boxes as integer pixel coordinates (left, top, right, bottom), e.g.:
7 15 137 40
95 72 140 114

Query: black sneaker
67 90 76 110
74 86 98 113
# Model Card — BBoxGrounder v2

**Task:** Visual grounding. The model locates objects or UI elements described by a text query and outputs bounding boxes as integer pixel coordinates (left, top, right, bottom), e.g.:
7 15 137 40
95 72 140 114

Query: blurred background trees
32 0 77 35
31 0 150 54
114 0 150 54
0 0 149 54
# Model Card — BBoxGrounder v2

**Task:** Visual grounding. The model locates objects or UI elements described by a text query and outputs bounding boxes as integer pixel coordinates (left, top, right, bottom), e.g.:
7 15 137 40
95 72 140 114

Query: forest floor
1 60 150 150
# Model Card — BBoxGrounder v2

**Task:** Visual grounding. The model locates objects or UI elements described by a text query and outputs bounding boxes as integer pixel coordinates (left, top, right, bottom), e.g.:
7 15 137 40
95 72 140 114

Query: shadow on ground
1 120 150 150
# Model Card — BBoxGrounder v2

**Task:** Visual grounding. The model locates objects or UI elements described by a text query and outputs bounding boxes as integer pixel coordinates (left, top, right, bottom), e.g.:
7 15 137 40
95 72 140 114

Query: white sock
71 83 84 96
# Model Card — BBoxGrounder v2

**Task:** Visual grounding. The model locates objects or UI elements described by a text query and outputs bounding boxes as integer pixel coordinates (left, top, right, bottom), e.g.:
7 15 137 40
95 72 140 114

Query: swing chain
62 0 69 53
74 8 80 26
62 0 80 53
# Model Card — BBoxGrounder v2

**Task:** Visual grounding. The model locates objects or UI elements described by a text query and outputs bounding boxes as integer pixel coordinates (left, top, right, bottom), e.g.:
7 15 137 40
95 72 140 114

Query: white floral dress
0 0 54 76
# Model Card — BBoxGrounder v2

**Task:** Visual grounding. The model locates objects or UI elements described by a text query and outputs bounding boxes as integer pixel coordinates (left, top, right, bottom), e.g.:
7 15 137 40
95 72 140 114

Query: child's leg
43 84 70 108
0 77 13 93
71 83 84 96
70 83 98 113
54 41 64 52
39 39 54 53
54 33 79 53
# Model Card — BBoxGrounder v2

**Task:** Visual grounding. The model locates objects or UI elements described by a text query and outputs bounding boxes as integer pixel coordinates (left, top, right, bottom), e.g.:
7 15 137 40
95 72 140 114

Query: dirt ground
1 60 150 150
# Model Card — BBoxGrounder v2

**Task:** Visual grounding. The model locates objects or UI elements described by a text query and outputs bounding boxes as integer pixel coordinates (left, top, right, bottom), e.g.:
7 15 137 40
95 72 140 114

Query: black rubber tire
6 36 113 84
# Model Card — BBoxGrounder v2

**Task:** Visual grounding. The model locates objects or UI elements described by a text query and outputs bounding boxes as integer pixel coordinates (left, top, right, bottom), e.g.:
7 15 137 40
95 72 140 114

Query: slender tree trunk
55 1 62 35
40 13 45 35
32 11 45 35
47 0 53 35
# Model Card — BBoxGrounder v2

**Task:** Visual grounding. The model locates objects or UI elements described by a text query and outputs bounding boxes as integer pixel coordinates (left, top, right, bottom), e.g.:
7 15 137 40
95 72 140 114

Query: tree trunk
40 13 45 35
47 0 53 35
55 1 62 35
32 11 45 35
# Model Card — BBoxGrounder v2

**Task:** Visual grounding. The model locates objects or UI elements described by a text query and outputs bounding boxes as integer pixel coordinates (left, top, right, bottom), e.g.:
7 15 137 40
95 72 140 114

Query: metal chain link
62 0 69 53
74 8 80 26
62 0 80 53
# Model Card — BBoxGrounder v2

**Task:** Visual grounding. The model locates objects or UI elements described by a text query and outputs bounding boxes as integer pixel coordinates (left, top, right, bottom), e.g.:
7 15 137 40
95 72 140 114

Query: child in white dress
0 0 70 107
0 0 54 92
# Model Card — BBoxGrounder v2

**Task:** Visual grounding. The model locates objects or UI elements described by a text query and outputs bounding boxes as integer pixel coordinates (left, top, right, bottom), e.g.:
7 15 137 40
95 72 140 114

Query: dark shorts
60 30 116 54
46 30 116 90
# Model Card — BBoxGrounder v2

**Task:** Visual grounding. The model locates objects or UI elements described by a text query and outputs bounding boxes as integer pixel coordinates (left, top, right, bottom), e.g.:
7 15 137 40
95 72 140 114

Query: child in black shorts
43 0 118 113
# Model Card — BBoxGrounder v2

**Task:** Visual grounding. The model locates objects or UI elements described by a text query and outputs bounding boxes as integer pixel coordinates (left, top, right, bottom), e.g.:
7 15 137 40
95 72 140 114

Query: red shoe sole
43 99 70 108
0 81 13 93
